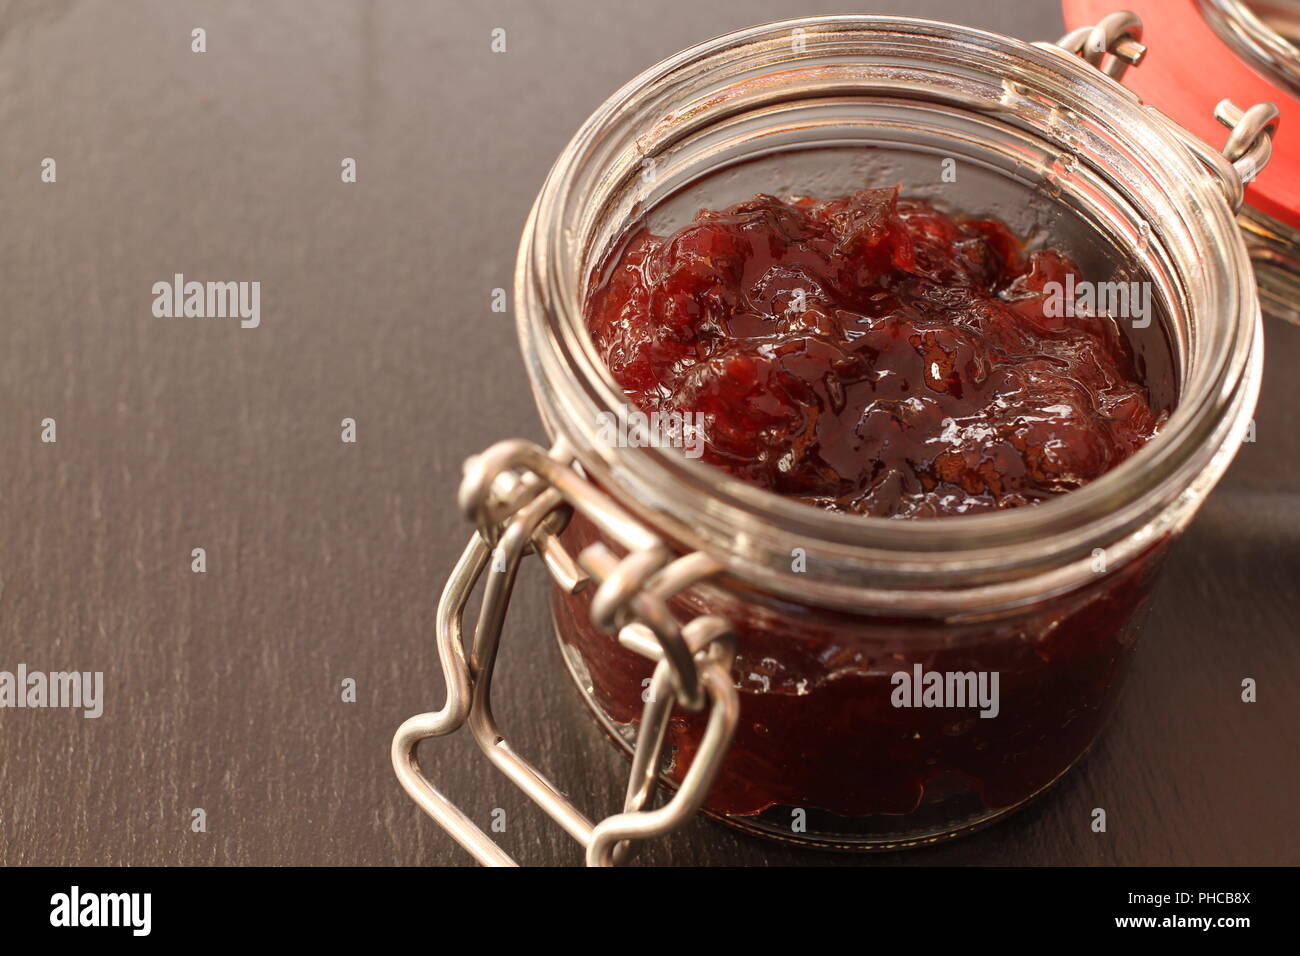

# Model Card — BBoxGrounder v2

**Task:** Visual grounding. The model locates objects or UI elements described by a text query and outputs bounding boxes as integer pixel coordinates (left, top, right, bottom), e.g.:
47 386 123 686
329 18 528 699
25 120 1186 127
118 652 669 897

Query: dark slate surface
0 0 1295 867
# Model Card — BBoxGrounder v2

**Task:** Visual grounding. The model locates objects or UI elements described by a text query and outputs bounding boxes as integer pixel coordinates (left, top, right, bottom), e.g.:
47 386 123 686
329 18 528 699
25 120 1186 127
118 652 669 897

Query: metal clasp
1057 10 1147 81
391 438 739 866
1053 11 1280 213
1214 99 1281 195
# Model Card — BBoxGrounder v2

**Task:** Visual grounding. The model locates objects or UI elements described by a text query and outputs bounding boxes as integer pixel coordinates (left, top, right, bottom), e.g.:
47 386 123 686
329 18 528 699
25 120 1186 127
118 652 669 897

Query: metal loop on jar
1217 99 1282 195
1059 13 1280 213
579 542 704 711
1058 11 1147 81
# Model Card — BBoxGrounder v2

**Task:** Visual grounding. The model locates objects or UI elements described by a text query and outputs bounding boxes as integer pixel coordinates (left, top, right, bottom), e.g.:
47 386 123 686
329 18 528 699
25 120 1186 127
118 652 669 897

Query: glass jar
394 14 1272 864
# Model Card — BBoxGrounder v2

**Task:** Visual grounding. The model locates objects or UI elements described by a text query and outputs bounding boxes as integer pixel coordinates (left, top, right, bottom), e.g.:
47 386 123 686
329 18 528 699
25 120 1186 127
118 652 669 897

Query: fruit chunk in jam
584 187 1165 517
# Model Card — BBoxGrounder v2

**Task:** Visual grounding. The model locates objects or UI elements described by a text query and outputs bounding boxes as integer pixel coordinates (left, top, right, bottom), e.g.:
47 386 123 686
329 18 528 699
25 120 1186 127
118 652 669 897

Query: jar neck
515 16 1262 614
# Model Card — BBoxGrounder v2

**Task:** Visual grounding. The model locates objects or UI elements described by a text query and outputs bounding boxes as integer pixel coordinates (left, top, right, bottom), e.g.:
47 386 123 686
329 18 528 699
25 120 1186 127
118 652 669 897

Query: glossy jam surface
585 188 1165 517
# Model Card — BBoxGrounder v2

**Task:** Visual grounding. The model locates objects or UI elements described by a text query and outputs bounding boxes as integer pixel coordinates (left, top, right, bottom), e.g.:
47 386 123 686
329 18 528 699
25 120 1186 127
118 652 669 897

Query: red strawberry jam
584 187 1165 517
561 187 1172 835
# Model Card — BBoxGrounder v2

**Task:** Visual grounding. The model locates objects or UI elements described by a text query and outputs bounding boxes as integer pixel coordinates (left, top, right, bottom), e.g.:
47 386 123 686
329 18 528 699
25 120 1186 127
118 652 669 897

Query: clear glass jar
396 14 1270 861
516 15 1262 848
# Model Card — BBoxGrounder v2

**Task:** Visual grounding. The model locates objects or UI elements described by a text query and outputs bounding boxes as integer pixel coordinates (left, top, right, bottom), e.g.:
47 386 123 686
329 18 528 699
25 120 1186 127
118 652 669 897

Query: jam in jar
583 187 1169 519
554 186 1174 843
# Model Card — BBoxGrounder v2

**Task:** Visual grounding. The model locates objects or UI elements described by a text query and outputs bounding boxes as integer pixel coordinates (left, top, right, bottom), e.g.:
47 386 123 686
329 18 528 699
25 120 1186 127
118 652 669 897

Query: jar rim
515 15 1262 611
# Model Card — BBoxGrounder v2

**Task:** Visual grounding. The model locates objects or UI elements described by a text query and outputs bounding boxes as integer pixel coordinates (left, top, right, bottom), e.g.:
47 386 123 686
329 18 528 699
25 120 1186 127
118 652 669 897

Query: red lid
1064 0 1299 228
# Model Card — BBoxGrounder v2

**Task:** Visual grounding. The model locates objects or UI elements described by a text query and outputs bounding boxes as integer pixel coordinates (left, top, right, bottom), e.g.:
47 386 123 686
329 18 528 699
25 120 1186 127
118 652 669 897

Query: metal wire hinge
391 438 739 866
1052 11 1280 212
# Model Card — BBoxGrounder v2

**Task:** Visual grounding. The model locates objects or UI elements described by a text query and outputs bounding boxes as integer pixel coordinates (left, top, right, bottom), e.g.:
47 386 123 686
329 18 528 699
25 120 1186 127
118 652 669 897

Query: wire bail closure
1058 10 1148 80
1055 11 1280 212
391 438 740 866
